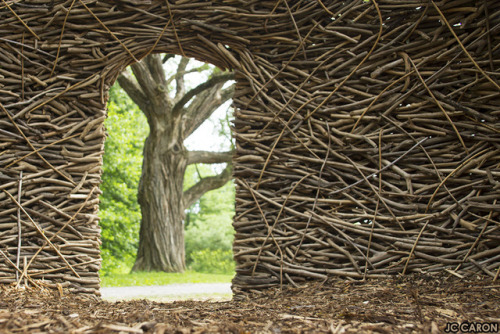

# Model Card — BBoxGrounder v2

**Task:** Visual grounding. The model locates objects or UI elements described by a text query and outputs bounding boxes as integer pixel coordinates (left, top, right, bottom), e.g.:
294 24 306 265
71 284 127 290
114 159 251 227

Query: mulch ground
1 275 499 333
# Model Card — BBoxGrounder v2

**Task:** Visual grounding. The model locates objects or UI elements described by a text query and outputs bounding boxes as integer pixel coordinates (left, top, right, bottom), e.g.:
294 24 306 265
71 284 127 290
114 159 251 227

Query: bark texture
117 54 234 272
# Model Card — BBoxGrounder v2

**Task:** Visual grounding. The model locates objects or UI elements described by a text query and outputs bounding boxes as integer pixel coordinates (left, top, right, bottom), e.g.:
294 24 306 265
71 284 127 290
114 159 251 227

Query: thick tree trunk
132 127 187 272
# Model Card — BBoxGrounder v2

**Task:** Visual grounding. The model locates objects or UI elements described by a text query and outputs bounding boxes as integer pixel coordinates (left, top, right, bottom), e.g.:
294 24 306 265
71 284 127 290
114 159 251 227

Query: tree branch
162 53 175 64
182 84 234 139
130 56 172 112
174 57 190 103
166 66 207 87
182 164 232 210
130 60 159 101
144 53 166 86
117 71 149 113
172 72 234 117
187 150 233 165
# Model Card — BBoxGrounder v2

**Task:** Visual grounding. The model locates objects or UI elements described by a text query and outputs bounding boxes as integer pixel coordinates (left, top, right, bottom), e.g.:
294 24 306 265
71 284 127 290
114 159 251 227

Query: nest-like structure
0 0 499 296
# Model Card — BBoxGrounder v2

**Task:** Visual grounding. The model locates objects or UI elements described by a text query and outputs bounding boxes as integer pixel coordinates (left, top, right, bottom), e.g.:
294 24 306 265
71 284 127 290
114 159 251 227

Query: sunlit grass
101 270 234 287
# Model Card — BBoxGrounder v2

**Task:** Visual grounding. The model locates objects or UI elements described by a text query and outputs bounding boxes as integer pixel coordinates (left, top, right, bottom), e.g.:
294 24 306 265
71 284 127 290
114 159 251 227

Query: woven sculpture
0 1 499 295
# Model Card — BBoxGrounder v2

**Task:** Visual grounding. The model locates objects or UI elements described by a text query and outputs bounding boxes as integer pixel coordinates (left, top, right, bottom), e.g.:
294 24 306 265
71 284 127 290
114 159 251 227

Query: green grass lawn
101 271 234 287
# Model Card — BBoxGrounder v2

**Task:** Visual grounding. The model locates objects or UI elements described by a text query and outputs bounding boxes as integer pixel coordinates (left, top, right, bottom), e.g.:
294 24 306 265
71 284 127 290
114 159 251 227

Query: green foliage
184 165 235 274
189 249 235 275
99 83 149 275
101 271 233 287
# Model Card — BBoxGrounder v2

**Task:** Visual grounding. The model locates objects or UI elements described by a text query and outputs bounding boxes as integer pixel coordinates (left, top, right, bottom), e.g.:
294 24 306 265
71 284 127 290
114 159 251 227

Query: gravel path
101 283 232 301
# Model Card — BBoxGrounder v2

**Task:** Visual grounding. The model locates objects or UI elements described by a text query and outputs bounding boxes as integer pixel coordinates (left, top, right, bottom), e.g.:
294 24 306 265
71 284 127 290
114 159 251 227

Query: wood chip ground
1 276 499 333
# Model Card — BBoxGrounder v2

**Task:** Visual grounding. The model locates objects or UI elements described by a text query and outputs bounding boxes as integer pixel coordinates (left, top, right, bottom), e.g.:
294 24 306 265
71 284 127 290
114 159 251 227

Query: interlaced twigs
302 0 383 122
282 0 306 58
21 32 24 100
454 199 497 273
165 0 186 58
364 129 383 280
0 249 40 288
350 70 415 133
240 179 284 289
345 155 405 231
425 148 491 213
51 0 76 77
1 0 39 40
330 137 428 196
144 16 172 60
292 122 331 262
1 189 80 278
251 173 313 279
407 56 468 154
17 187 98 285
0 102 76 185
317 0 333 16
246 21 321 114
431 0 500 92
1 0 499 294
12 73 101 121
5 133 81 169
255 0 383 188
78 0 139 62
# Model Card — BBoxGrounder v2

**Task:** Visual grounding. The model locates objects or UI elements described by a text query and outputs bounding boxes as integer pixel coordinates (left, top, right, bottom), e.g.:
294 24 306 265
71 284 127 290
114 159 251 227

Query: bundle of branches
231 0 500 292
0 0 499 296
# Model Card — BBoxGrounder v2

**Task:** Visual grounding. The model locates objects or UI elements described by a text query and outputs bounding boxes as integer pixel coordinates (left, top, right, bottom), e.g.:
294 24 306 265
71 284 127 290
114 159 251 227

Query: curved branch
182 164 232 210
172 72 234 117
162 53 175 64
183 84 234 138
167 66 209 87
129 60 160 103
117 71 149 112
187 150 233 165
174 57 190 103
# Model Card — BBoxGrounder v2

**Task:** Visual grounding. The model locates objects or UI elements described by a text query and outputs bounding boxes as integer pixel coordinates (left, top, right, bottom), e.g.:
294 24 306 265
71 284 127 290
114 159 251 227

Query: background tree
99 81 235 276
117 54 234 272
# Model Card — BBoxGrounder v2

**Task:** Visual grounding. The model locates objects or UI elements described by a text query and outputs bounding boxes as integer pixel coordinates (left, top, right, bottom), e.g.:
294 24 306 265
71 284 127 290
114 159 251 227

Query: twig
292 122 331 262
330 137 428 196
16 171 22 283
407 55 468 154
431 0 500 92
51 0 77 77
0 102 76 185
1 0 40 40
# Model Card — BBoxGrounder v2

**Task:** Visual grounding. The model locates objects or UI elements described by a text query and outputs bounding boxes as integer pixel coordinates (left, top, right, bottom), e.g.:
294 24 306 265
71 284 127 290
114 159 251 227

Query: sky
184 99 233 152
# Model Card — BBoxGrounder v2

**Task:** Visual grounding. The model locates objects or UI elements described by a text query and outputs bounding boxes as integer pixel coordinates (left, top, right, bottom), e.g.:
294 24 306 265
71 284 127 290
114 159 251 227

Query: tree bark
132 119 187 272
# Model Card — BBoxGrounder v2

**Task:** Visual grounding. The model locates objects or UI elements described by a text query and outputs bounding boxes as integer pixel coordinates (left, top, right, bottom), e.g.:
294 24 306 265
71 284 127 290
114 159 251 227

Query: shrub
189 249 235 274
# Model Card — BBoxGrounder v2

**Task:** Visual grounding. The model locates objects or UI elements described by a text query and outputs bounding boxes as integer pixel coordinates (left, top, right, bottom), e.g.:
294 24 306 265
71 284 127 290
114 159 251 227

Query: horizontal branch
187 150 233 165
182 164 232 210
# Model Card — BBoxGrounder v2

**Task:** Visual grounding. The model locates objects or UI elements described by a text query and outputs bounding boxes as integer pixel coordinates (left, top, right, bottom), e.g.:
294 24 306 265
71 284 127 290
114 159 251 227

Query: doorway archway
1 1 499 295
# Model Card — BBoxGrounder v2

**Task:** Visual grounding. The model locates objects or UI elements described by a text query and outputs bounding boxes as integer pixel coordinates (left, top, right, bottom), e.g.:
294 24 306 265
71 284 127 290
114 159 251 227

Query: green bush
189 249 235 274
184 178 235 274
99 83 148 275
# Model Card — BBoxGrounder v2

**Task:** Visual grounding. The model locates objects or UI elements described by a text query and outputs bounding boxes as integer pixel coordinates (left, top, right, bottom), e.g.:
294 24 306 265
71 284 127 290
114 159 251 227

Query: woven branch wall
0 0 499 296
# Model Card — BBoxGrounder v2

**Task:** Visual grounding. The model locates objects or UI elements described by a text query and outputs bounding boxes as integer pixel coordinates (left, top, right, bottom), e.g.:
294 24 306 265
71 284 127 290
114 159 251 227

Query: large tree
117 54 234 272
